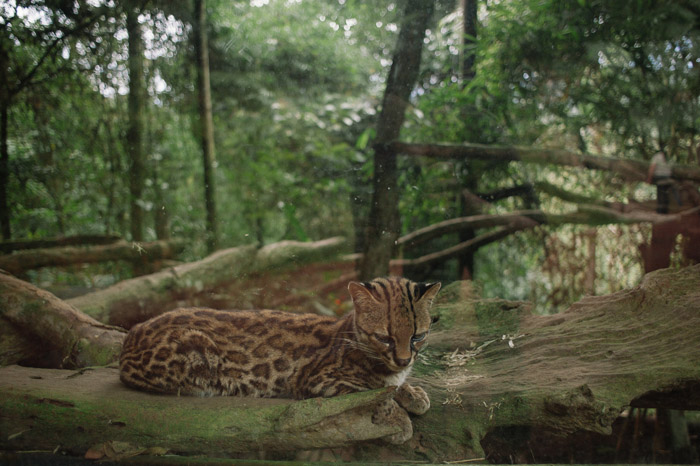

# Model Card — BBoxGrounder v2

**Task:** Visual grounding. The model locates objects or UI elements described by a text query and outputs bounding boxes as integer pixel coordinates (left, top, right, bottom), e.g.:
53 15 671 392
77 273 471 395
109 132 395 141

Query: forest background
2 0 699 312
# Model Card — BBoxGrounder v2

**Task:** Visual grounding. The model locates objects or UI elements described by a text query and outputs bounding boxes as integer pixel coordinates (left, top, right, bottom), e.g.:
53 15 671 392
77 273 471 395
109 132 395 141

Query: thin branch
398 211 543 249
394 226 520 269
11 7 108 96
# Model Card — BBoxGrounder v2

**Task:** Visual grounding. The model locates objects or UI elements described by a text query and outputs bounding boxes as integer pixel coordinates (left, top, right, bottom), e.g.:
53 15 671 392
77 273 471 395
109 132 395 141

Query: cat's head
348 277 441 372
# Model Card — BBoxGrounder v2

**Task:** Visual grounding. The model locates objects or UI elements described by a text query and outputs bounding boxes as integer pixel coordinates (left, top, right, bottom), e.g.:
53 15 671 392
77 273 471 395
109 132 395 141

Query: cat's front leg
372 398 413 444
394 383 430 415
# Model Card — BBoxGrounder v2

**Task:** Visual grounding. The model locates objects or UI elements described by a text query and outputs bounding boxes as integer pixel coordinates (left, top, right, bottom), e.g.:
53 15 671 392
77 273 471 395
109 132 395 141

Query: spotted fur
119 277 440 408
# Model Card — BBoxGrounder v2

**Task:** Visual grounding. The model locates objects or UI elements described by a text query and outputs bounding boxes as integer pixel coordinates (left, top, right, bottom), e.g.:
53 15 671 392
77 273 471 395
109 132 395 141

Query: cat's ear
348 281 380 309
417 282 441 305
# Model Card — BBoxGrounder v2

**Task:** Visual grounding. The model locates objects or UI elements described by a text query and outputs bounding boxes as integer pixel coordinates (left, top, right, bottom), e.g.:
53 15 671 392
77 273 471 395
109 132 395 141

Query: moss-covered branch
0 271 125 368
0 366 401 456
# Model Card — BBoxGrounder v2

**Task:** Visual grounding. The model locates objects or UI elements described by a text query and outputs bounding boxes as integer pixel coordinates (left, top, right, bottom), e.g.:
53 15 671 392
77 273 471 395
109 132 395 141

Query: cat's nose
395 357 411 367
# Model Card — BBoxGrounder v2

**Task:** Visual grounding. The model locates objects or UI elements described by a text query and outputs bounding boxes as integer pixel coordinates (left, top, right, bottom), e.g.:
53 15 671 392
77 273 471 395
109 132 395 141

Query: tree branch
391 141 700 183
0 271 124 368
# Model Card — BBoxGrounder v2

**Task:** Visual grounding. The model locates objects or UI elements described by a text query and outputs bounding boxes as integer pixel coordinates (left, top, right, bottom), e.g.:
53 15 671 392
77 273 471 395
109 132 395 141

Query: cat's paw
372 398 413 444
394 383 430 415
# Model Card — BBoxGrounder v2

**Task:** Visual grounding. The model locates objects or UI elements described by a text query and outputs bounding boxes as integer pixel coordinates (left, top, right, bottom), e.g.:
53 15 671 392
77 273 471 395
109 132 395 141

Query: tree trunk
456 0 478 279
0 101 9 241
126 5 146 243
460 0 477 82
0 239 185 275
392 141 700 183
0 271 125 368
194 0 219 252
359 0 434 280
67 237 348 328
1 264 699 462
0 68 10 240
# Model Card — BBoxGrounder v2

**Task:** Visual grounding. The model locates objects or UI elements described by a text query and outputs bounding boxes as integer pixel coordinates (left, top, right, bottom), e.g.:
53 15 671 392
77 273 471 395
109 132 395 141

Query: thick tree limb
0 366 401 456
391 141 700 183
0 239 185 275
411 264 700 462
67 237 348 328
0 271 125 368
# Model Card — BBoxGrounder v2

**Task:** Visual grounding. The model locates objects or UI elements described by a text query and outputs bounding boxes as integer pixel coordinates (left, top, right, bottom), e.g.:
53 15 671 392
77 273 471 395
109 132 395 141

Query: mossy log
404 264 700 462
0 365 402 457
67 237 348 328
1 265 699 462
0 271 125 368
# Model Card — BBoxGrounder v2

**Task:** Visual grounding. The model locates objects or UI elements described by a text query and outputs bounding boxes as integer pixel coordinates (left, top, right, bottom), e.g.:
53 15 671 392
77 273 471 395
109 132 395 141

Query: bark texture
126 3 146 243
359 0 434 281
194 0 219 252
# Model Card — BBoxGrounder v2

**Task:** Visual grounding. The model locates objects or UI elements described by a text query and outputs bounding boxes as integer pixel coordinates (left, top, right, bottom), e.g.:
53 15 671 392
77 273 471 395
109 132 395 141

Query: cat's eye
375 334 394 347
411 333 427 344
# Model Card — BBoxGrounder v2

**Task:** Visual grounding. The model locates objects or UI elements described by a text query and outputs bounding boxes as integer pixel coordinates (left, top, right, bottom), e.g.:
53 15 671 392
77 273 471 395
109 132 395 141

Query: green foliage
3 0 698 309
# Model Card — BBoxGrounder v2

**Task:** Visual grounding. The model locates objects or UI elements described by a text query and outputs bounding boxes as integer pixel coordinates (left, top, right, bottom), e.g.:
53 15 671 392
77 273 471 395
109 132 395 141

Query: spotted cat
119 277 440 443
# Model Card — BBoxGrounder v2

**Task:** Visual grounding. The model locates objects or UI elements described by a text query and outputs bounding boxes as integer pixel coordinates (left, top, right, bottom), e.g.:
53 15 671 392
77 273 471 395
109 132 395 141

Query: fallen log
67 237 348 328
406 264 700 462
0 271 125 368
0 239 186 275
0 264 698 463
0 365 402 457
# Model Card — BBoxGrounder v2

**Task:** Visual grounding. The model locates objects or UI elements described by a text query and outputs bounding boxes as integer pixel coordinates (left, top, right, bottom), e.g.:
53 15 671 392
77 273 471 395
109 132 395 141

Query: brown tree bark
359 0 435 281
194 0 219 252
456 0 479 279
126 4 146 243
0 97 9 240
